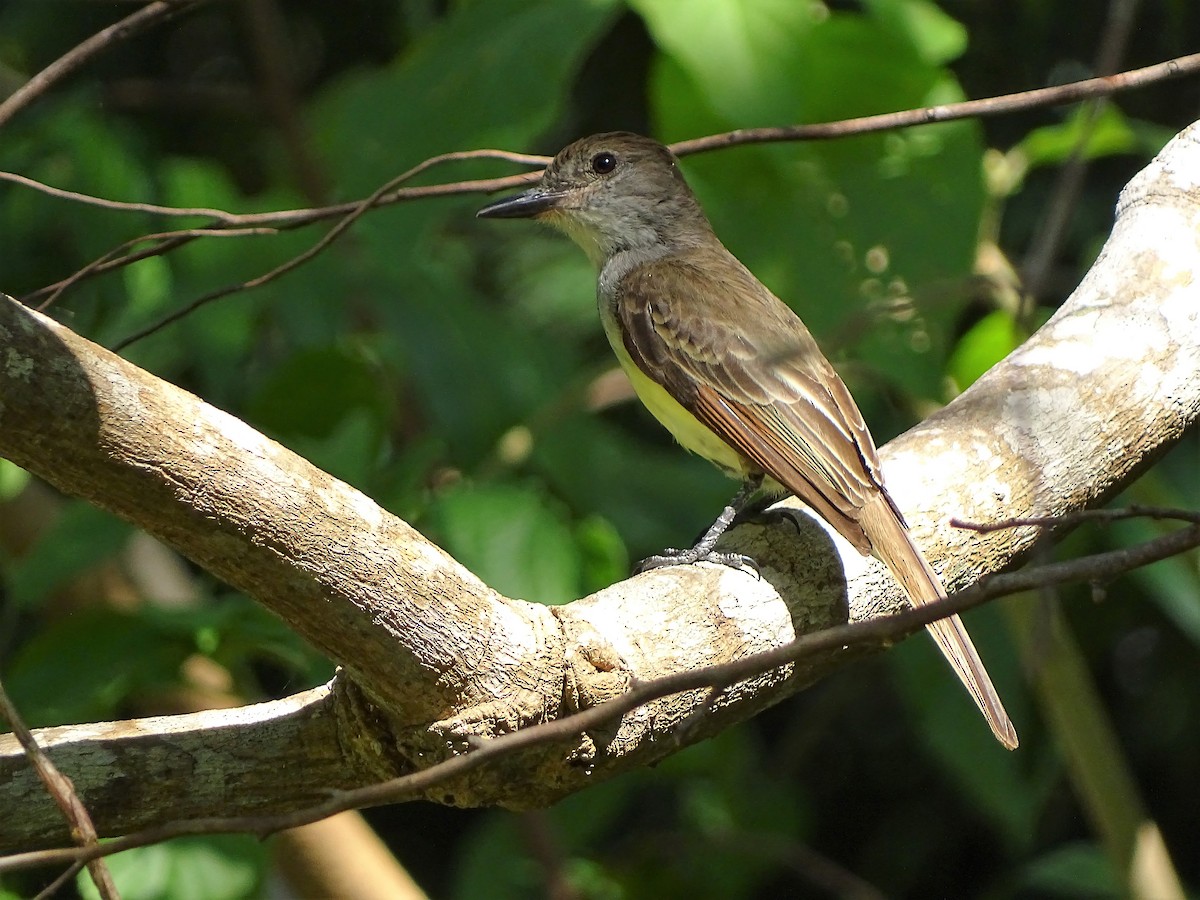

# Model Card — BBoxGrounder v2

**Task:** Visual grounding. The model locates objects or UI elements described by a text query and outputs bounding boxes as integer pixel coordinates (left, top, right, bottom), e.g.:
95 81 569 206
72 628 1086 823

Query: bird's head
477 132 711 265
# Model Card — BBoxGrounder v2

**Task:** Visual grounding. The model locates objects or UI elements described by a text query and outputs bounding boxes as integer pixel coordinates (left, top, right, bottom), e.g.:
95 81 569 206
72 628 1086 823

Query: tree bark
1 120 1198 852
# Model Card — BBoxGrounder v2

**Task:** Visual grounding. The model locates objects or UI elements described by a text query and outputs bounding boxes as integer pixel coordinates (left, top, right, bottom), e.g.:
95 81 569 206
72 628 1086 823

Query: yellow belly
600 315 751 479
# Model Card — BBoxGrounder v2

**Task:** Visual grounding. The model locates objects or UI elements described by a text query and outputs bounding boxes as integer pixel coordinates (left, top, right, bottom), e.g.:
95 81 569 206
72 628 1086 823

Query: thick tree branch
0 679 116 897
5 521 1199 873
1 120 1198 853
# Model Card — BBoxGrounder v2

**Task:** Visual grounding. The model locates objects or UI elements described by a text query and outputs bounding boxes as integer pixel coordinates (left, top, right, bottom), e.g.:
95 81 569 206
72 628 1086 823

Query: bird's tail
859 495 1018 750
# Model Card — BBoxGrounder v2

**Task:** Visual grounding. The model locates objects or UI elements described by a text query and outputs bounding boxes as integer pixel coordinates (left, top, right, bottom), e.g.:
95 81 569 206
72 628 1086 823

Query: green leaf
890 609 1039 846
1018 104 1139 169
498 240 601 343
368 262 565 465
300 3 621 472
249 343 391 439
550 774 651 847
0 459 29 501
638 0 985 403
863 0 968 64
314 0 619 194
3 610 190 727
947 308 1025 391
563 859 626 900
630 0 821 125
1019 842 1121 898
139 595 333 692
122 255 173 317
453 814 541 900
427 482 582 604
532 410 732 555
6 502 131 608
77 835 264 900
575 514 629 595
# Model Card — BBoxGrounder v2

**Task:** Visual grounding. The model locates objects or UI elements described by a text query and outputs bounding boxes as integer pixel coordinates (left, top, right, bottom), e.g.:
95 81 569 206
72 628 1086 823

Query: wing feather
616 250 893 553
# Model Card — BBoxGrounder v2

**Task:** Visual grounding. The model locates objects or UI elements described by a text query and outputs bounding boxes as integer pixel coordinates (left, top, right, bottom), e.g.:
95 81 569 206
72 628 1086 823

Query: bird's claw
634 548 760 578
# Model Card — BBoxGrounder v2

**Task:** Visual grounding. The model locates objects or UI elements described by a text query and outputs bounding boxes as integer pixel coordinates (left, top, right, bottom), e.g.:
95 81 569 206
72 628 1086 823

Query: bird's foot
634 546 758 576
633 477 767 577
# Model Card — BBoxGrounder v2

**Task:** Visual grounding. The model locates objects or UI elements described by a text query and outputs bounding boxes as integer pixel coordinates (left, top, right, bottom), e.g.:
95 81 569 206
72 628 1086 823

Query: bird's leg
635 475 763 575
729 490 776 526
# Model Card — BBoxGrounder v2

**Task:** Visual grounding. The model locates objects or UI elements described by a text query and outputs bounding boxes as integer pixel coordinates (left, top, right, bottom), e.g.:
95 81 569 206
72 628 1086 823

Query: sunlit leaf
947 308 1024 391
77 835 264 900
863 0 968 64
1018 104 1139 169
427 481 582 604
0 459 29 501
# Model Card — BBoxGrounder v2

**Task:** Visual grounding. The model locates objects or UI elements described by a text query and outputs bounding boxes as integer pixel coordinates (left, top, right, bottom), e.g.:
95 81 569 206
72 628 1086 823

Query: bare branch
17 164 543 310
4 519 1197 873
0 172 242 222
0 0 216 131
0 680 117 898
669 51 1200 155
1 98 1198 858
35 227 278 312
3 149 546 226
8 51 1200 321
8 50 1197 233
1020 0 1143 306
954 506 1200 533
111 150 542 348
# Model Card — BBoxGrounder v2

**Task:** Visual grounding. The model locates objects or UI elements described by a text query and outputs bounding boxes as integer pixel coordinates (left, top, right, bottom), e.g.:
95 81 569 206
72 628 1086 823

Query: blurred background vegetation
1 0 1198 897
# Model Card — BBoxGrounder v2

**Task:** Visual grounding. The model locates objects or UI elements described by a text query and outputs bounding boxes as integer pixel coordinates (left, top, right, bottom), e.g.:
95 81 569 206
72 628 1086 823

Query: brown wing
615 249 896 555
614 249 1018 748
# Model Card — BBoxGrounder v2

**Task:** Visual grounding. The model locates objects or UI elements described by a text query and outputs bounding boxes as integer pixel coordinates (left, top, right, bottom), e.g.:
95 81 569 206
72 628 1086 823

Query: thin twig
110 152 543 349
0 172 241 221
11 50 1197 229
88 35 1200 346
3 521 1197 874
5 150 545 228
0 0 214 131
12 50 1200 317
0 678 119 898
17 167 543 309
35 227 278 311
669 51 1200 156
34 859 90 900
952 505 1200 533
1020 0 1142 308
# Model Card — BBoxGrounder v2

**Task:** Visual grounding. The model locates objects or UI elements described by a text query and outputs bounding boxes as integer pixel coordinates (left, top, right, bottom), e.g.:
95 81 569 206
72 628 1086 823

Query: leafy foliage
75 835 264 900
1 0 1198 897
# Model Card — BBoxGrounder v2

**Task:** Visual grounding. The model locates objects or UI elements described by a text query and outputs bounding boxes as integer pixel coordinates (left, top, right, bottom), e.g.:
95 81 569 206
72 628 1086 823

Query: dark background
1 1 1197 897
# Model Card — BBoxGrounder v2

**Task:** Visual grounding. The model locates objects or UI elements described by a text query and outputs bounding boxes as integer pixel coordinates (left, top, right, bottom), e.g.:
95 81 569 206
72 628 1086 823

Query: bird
477 132 1017 749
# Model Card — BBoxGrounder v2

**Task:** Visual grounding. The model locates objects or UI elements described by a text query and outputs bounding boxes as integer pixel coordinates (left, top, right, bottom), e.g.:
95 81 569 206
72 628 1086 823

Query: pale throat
551 213 665 267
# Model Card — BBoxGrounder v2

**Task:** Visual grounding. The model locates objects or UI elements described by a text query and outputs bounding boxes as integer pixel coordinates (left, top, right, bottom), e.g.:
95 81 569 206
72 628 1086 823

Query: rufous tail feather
858 495 1018 750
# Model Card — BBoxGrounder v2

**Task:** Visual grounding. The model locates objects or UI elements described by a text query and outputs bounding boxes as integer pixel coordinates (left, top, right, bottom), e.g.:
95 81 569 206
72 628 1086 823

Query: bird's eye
591 152 617 175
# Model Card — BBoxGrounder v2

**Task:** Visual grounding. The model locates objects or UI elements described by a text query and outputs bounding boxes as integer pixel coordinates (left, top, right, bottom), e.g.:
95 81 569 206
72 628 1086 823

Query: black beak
476 187 565 219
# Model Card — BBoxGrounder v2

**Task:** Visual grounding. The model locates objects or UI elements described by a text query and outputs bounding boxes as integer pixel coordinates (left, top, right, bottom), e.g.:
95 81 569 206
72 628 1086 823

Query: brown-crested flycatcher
478 132 1017 749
